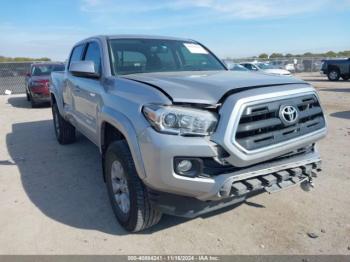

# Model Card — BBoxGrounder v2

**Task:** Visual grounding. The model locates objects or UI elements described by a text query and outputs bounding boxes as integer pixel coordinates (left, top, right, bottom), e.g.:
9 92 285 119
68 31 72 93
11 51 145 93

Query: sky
0 0 349 61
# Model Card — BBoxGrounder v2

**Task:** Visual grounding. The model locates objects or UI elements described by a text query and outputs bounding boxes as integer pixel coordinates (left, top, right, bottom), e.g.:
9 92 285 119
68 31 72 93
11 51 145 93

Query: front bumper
148 160 320 218
31 92 51 102
139 127 322 202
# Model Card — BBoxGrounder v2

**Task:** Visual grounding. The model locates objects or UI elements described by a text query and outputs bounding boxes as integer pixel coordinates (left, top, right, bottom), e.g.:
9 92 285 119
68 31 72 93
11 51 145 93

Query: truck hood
122 70 305 104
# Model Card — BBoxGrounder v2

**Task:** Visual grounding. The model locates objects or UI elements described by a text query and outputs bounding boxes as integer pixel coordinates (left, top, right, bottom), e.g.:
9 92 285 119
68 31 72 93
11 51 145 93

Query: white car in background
224 61 250 71
240 62 292 76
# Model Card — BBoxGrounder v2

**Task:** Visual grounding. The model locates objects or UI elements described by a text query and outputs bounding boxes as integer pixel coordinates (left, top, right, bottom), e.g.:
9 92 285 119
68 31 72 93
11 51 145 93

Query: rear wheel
342 76 349 81
26 90 30 101
105 140 162 232
51 102 76 144
327 69 340 81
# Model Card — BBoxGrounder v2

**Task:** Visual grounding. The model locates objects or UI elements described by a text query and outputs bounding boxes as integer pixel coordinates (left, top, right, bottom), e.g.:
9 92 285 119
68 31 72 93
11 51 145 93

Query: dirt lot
0 73 349 255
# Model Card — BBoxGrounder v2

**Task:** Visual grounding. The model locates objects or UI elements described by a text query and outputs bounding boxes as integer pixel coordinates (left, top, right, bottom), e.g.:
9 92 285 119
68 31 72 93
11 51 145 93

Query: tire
342 76 349 81
327 69 340 81
51 102 76 144
105 140 162 232
30 96 38 108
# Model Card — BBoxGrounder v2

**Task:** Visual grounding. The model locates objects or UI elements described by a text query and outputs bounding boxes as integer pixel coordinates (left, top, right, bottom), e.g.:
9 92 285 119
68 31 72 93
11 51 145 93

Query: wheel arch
50 91 65 116
50 92 56 104
99 108 147 181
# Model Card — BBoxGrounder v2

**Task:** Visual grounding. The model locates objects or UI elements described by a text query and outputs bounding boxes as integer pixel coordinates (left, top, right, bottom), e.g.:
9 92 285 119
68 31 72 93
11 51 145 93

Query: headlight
143 104 218 136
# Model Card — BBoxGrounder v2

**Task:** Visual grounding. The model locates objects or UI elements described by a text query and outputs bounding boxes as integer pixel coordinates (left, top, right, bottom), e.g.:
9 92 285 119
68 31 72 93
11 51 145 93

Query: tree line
0 56 51 62
257 50 350 59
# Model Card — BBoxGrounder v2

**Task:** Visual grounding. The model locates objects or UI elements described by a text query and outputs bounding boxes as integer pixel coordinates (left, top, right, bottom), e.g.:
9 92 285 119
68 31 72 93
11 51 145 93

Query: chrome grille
235 94 325 151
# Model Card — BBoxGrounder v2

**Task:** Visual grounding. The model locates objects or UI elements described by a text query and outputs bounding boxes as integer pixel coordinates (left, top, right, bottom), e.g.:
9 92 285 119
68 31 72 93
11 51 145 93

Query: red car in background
25 63 65 107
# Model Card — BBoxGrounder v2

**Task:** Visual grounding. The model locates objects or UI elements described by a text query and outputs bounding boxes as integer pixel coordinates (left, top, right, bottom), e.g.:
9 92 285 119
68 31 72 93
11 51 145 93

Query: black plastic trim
218 82 310 104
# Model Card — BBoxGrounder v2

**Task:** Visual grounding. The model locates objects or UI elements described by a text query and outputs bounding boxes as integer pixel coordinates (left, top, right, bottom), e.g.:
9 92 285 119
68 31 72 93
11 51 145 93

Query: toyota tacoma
50 35 327 232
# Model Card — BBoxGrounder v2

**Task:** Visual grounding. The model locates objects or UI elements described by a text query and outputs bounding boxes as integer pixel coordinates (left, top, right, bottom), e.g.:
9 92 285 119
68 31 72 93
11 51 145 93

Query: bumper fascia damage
139 126 323 217
138 86 326 217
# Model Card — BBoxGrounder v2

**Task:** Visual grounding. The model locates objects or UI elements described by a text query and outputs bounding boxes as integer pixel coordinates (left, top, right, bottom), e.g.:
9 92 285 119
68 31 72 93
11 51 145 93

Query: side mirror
69 61 100 78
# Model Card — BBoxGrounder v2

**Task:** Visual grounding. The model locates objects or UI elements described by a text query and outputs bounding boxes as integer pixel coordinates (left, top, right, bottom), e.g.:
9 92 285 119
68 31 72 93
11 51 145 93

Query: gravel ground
0 73 349 254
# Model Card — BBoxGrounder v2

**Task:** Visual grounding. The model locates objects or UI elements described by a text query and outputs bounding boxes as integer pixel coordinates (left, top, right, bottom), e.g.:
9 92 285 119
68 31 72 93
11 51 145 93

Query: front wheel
342 76 349 81
327 69 340 81
51 102 76 144
105 140 162 232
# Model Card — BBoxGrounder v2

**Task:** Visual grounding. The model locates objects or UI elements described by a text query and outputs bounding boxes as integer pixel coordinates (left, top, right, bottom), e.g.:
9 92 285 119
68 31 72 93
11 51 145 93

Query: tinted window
114 51 147 73
231 64 248 71
108 39 225 75
31 64 65 76
69 44 85 69
242 64 256 70
84 42 101 73
179 45 216 70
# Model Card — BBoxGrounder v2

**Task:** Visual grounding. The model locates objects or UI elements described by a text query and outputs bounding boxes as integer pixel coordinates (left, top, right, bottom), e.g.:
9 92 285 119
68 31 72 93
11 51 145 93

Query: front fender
99 106 147 179
49 77 65 116
49 89 65 116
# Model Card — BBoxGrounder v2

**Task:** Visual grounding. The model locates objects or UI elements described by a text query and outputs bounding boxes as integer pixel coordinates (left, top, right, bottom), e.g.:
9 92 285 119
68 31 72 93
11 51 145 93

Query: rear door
71 41 102 144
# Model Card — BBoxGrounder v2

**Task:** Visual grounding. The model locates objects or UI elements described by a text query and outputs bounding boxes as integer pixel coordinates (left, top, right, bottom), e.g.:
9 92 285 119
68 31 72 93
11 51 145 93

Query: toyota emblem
279 105 299 125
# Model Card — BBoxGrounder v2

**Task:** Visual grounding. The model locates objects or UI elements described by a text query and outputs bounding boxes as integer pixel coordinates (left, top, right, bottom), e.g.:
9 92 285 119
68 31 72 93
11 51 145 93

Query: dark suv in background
25 63 65 107
321 58 350 81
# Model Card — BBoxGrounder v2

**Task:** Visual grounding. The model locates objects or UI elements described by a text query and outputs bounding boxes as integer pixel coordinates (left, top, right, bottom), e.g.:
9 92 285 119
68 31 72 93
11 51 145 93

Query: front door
72 41 102 144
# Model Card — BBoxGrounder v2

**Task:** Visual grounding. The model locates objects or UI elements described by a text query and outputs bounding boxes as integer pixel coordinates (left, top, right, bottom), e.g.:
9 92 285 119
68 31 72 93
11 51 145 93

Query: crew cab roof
76 34 195 44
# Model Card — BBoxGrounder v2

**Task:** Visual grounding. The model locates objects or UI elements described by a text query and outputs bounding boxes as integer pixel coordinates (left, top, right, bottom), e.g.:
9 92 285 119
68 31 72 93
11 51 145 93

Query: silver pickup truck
50 35 327 232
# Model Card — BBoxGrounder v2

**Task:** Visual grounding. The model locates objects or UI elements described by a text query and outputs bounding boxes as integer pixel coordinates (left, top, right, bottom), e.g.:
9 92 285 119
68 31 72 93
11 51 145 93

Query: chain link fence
224 57 347 73
0 62 35 95
0 57 346 95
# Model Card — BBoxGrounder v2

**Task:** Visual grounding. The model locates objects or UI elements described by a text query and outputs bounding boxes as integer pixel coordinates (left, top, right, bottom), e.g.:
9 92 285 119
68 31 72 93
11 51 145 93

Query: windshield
32 64 65 76
231 63 248 71
108 39 226 75
256 63 276 70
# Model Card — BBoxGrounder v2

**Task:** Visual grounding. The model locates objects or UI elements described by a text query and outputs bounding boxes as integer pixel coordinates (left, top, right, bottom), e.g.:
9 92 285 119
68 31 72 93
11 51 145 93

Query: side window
84 42 101 74
69 44 85 70
244 64 253 70
251 64 258 70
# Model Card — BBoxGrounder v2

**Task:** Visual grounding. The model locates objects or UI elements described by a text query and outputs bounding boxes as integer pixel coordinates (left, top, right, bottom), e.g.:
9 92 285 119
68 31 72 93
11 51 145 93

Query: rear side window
69 44 85 70
84 42 101 73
